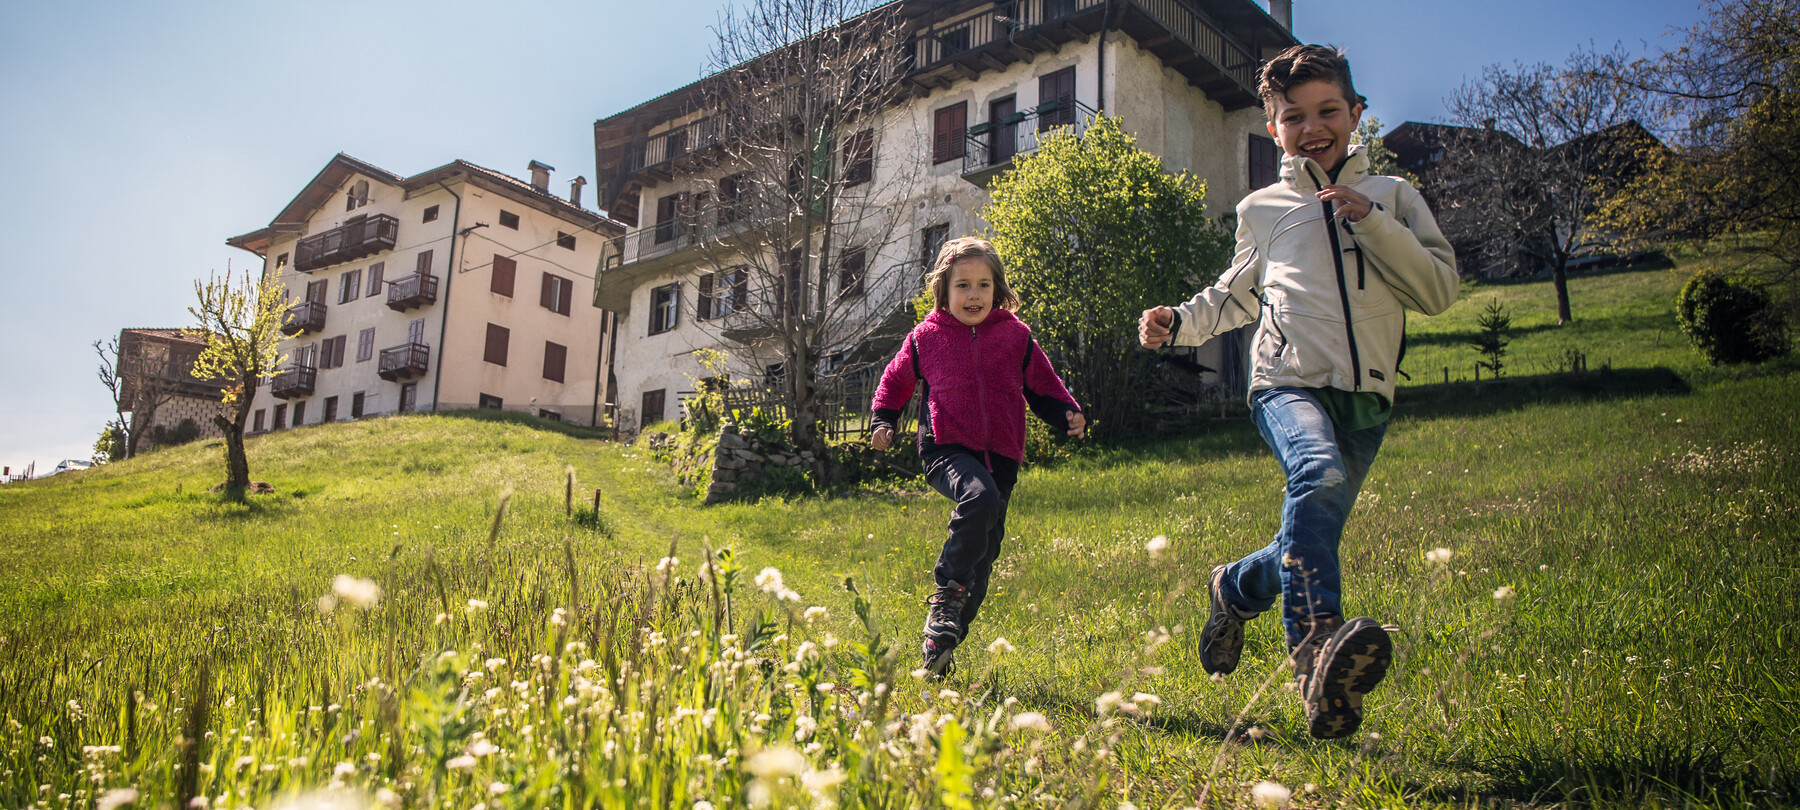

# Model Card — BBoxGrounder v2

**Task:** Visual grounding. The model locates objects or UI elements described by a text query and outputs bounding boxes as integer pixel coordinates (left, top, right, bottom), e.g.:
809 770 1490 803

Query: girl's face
945 258 995 326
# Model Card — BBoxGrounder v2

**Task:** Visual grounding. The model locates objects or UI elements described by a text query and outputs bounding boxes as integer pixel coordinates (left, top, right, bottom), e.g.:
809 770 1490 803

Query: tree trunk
216 392 253 500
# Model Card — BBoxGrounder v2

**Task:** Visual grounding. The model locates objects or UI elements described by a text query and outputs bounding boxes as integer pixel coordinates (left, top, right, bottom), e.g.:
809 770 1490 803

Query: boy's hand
1139 306 1174 348
1318 184 1373 222
1066 411 1087 439
871 426 894 451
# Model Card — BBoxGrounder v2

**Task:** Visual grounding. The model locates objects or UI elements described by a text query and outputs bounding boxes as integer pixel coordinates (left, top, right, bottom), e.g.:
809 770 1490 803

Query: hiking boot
1295 616 1392 739
922 581 970 646
922 636 956 678
1199 565 1255 676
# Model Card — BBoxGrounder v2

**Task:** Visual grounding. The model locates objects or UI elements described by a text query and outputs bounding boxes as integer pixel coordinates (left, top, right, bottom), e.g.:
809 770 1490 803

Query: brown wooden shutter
698 273 715 320
416 249 433 275
483 323 510 366
934 104 967 164
1039 67 1076 131
492 255 516 297
540 273 554 309
367 262 384 297
543 341 567 383
731 267 749 310
559 277 573 315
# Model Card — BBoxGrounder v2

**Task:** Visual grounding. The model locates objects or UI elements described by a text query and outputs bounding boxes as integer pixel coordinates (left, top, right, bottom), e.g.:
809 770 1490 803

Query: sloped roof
121 328 210 346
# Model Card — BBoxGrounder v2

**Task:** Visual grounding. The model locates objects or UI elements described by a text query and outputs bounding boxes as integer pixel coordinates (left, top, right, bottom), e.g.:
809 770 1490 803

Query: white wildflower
1494 585 1516 602
331 574 382 609
1008 712 1051 732
96 789 139 810
1146 535 1170 558
744 746 807 778
803 606 829 622
754 567 785 594
446 754 477 771
1251 780 1292 808
1425 547 1453 564
466 599 489 612
987 637 1015 654
656 556 679 573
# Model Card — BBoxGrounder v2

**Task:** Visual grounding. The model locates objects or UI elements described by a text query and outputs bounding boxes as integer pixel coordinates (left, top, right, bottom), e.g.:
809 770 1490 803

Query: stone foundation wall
645 421 819 505
141 394 229 450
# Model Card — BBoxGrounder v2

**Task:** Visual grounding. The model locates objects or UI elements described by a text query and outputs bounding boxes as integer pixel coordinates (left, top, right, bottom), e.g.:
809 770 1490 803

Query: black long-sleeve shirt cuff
1024 389 1077 432
871 407 903 435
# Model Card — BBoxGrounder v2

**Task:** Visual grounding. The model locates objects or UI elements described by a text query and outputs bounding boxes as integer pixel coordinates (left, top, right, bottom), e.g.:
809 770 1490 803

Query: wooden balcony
386 273 439 311
377 342 430 382
281 300 327 336
962 99 1099 186
294 214 398 272
270 363 317 400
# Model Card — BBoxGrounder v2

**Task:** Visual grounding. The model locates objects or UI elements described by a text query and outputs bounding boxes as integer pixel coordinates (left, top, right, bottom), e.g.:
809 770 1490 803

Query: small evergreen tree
1470 297 1512 378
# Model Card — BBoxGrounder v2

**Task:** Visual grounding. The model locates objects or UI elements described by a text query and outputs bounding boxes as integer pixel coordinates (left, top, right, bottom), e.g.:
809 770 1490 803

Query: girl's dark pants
924 445 1020 629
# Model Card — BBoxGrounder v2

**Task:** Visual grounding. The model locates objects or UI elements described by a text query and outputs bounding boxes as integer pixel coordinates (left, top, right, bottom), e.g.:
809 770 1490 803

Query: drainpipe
1097 0 1112 113
428 178 464 412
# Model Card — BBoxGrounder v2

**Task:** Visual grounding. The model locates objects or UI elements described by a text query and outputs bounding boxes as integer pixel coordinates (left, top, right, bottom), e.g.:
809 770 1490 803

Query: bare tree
187 266 288 499
1436 45 1650 324
671 0 921 475
94 334 182 460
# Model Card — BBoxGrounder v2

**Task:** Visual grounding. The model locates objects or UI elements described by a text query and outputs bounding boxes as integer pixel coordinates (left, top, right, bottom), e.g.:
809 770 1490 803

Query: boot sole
1199 566 1245 676
1306 617 1391 739
925 646 956 678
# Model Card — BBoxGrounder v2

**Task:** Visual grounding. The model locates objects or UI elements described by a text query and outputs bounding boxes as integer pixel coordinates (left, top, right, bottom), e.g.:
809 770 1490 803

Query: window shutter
492 255 516 297
698 273 715 320
367 262 384 297
484 323 509 366
408 317 426 344
558 277 573 315
357 328 375 362
731 268 749 310
543 341 567 383
416 249 433 275
540 273 554 309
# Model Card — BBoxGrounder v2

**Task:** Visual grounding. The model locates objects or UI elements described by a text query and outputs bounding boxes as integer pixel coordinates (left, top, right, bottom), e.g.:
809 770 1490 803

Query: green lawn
2 246 1796 809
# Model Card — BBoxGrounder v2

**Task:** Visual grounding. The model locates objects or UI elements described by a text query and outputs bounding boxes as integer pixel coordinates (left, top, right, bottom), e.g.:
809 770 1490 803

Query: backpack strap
1023 338 1037 373
910 334 932 441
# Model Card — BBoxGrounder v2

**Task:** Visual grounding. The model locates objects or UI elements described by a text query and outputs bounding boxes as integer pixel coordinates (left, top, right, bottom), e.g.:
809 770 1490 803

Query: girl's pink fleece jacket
871 308 1081 463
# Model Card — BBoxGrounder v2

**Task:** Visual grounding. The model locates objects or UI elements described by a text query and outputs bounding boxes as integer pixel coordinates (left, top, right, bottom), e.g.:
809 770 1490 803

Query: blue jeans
1218 387 1388 647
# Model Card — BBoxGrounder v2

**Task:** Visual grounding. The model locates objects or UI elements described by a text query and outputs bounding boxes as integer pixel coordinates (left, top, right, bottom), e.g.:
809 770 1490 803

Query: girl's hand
871 426 894 451
1066 411 1086 439
1317 184 1373 222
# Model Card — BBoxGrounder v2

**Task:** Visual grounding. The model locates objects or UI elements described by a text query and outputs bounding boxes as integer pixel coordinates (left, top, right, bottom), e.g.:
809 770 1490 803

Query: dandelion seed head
1145 535 1170 558
1425 547 1453 564
1008 712 1051 732
1493 585 1516 602
987 637 1015 654
1251 780 1292 808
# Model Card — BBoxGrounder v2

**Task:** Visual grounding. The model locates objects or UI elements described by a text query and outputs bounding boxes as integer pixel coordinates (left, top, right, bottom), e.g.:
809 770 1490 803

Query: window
718 174 744 223
323 396 339 423
292 400 307 426
557 231 576 250
538 409 562 422
423 205 439 222
479 393 503 410
543 341 568 383
346 179 369 211
499 210 519 230
399 382 417 413
253 409 266 432
491 255 516 297
933 102 967 164
305 279 328 304
276 253 289 269
416 249 434 276
989 96 1018 164
483 323 510 366
322 335 347 369
654 193 685 244
843 129 874 186
1039 67 1077 130
649 283 680 335
408 318 426 345
338 269 362 304
366 262 385 297
357 328 375 362
922 223 950 268
273 403 287 429
351 391 366 418
1248 133 1280 190
697 267 747 320
296 342 319 369
838 248 866 298
541 273 573 316
642 389 666 425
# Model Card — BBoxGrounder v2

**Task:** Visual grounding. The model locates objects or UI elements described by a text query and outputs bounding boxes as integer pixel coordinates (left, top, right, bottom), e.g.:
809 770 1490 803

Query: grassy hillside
2 252 1797 809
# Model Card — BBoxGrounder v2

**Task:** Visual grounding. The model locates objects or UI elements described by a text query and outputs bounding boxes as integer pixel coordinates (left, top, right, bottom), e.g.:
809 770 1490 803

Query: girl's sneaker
1200 565 1255 675
922 637 956 678
1296 616 1392 739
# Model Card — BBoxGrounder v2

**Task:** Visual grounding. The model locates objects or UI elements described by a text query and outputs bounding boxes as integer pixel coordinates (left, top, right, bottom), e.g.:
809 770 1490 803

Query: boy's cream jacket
1169 145 1459 403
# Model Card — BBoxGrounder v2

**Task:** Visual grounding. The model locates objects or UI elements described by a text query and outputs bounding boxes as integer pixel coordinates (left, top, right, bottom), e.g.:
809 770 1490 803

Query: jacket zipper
971 325 992 468
1308 166 1363 390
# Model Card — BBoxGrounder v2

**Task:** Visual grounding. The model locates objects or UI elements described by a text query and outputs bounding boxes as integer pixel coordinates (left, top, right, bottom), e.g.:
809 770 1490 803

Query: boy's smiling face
1267 78 1363 173
945 258 995 326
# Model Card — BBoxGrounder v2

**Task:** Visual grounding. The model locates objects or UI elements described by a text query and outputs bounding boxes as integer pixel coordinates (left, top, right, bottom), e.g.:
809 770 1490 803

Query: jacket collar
926 307 1017 331
1280 144 1370 193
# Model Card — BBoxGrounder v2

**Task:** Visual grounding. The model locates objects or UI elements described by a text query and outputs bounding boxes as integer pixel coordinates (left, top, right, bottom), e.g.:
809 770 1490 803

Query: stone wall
644 421 819 505
140 394 230 451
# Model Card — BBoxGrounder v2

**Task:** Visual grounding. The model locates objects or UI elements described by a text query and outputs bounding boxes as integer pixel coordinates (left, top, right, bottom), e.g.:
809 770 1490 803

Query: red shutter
483 323 510 366
492 255 516 297
543 341 567 383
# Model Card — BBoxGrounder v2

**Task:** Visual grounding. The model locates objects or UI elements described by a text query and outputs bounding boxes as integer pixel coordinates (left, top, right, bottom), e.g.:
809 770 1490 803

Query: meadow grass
1 246 1797 809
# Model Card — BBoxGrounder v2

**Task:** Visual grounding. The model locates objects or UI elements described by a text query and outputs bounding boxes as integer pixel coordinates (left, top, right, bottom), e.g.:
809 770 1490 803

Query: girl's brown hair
926 236 1021 313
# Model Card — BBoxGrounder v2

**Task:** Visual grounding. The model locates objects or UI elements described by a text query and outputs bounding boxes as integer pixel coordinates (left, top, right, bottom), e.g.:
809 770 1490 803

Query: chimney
569 176 587 209
1268 0 1292 31
528 160 554 192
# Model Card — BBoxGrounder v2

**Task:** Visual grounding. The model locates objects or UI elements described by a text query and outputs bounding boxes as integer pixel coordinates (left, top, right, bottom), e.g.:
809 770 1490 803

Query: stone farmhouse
115 327 230 453
227 155 624 432
591 0 1298 431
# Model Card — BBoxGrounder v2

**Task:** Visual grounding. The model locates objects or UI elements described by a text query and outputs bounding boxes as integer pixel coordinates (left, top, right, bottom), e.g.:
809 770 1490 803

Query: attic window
276 253 289 269
556 231 576 250
422 205 439 222
499 210 520 230
346 179 370 211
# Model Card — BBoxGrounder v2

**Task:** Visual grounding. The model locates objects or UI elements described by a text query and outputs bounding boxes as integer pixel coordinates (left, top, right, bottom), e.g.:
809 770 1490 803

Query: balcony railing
608 190 784 270
386 273 439 312
909 0 1104 70
294 214 398 272
281 300 327 336
377 342 430 382
270 363 317 400
963 99 1099 181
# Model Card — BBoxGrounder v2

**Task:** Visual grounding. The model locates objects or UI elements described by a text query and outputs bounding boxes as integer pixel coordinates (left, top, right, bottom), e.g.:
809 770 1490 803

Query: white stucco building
592 0 1297 430
228 154 624 431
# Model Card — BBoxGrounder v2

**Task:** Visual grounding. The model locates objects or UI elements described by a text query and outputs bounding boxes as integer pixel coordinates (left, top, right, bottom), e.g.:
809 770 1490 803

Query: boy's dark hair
1258 44 1364 118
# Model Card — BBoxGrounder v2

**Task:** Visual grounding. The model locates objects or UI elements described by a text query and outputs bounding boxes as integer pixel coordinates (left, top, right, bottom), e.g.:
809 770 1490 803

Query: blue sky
0 0 1706 475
